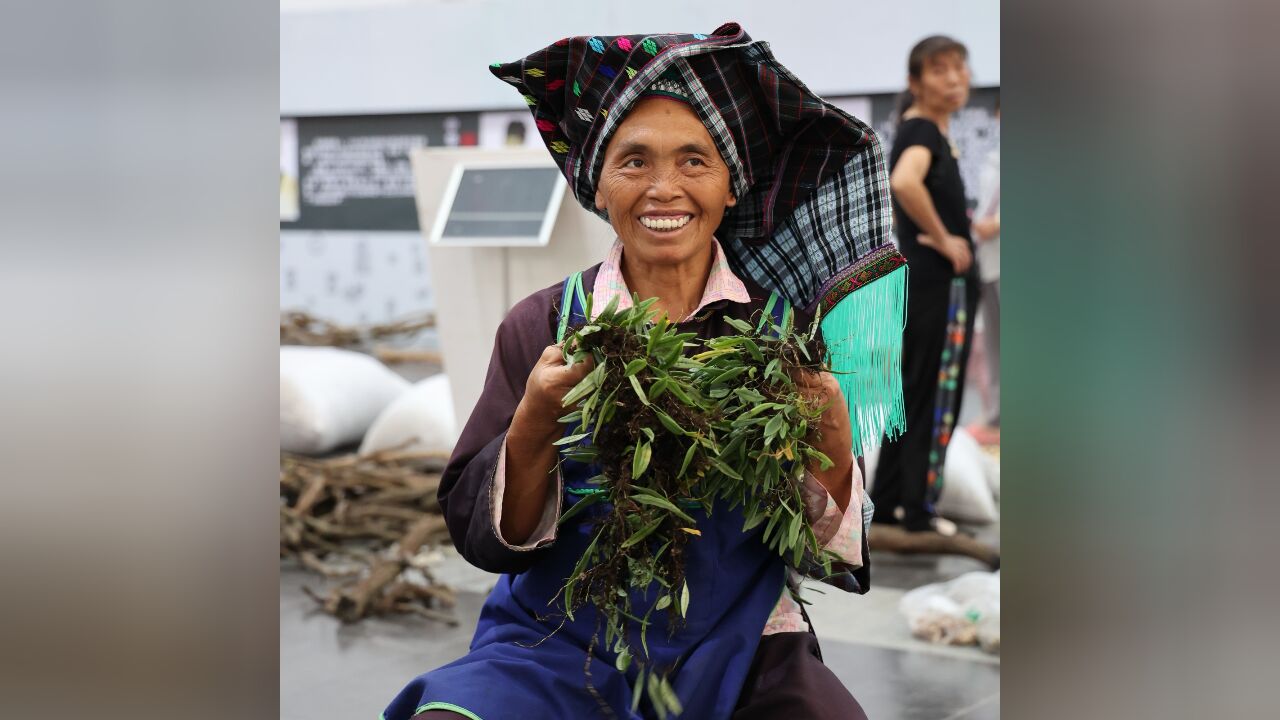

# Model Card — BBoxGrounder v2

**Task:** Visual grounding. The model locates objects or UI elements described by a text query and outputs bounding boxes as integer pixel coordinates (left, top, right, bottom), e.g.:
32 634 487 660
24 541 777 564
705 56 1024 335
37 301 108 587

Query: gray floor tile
283 566 999 720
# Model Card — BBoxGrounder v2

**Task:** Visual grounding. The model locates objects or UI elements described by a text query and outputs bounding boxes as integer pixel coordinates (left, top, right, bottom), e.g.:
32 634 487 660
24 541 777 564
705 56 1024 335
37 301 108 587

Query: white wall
279 230 437 341
282 0 1000 116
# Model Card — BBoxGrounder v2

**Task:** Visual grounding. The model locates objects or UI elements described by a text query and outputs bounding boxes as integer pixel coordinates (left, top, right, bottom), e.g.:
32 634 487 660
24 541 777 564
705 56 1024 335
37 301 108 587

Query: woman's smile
638 213 694 232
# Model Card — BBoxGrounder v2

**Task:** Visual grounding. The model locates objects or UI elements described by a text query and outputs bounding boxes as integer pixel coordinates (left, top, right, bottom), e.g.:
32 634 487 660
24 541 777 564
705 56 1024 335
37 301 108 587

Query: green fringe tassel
819 264 908 456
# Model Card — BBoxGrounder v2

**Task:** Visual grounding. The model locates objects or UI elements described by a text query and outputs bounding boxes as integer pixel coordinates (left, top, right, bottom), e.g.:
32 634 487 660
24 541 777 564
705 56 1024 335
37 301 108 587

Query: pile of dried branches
280 446 458 624
280 310 436 349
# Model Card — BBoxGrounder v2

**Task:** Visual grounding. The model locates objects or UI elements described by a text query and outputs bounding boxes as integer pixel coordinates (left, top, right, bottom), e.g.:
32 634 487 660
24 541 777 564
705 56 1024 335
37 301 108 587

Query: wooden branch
868 523 1001 569
373 346 444 365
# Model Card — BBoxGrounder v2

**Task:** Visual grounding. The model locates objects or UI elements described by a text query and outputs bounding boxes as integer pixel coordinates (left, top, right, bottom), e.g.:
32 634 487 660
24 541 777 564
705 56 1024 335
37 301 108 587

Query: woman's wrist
509 396 561 446
809 452 853 512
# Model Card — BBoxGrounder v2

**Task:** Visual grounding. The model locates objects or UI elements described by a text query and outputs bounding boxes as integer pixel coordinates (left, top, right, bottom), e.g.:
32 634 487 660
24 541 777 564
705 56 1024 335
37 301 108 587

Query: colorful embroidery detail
815 245 908 314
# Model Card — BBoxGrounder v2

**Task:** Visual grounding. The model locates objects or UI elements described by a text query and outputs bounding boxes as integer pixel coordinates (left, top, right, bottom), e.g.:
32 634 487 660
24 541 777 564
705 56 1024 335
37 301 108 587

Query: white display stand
411 147 615 432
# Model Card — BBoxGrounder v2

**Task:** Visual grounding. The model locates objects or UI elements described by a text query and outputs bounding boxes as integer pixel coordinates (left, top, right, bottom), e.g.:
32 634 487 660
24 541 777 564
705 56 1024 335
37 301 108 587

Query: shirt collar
592 237 751 321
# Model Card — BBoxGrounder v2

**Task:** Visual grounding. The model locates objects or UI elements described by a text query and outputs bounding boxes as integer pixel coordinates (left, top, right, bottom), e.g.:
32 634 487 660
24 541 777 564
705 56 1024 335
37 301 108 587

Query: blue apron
382 276 791 720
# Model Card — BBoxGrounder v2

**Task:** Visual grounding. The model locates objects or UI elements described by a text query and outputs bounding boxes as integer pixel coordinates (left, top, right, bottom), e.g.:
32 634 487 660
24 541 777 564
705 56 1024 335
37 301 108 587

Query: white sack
935 427 1000 524
359 374 459 457
280 346 409 455
863 428 999 525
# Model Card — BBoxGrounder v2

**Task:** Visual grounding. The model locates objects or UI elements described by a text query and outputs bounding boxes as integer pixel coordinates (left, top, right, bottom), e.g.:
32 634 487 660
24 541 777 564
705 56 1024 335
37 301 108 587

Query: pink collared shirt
591 237 751 320
491 238 868 635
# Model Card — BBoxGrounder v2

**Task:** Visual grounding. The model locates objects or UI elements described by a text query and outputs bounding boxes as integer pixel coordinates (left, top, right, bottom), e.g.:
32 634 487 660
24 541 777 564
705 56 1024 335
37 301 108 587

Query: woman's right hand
501 345 595 545
514 344 595 435
942 234 973 275
919 233 973 275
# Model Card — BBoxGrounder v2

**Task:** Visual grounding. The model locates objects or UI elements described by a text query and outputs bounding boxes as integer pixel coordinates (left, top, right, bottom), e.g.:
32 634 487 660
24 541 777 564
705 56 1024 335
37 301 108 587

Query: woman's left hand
792 369 854 510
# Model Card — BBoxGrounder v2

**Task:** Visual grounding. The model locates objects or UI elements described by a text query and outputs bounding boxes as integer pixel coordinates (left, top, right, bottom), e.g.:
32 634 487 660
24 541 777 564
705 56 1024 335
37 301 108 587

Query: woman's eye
686 157 704 166
624 158 644 168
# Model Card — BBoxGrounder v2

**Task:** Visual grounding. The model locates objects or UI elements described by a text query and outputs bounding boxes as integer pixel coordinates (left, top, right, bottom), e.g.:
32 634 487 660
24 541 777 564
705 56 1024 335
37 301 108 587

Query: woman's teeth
640 215 692 231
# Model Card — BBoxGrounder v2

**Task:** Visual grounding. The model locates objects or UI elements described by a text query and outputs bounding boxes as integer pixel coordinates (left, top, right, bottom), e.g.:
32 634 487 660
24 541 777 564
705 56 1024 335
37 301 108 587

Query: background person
871 35 981 536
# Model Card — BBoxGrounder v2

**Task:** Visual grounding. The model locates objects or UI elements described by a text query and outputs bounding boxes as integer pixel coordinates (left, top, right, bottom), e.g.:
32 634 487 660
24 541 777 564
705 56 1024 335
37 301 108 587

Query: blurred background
278 2 1001 719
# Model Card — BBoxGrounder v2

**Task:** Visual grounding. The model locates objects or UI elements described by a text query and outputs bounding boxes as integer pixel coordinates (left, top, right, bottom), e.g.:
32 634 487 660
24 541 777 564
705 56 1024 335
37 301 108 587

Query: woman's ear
725 192 737 208
594 189 606 211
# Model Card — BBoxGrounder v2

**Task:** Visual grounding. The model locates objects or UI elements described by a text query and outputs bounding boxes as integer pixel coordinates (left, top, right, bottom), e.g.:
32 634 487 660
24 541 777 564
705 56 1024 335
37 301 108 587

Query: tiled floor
281 532 1000 720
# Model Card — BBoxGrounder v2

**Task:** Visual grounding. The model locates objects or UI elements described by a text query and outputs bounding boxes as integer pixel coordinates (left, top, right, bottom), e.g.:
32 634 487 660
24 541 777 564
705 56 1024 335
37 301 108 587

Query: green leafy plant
554 293 844 718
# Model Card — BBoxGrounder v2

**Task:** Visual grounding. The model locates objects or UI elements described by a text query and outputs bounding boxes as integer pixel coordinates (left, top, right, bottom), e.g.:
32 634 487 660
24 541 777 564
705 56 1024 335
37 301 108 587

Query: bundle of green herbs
555 293 845 718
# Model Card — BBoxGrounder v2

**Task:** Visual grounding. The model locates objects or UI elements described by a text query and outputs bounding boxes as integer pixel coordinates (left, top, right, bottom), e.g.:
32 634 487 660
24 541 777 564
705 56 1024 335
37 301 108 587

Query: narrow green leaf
662 343 685 367
679 580 689 617
563 528 602 619
724 315 753 333
667 381 697 407
615 648 631 672
648 377 672 401
640 606 653 658
647 668 664 716
764 413 785 442
552 432 591 446
600 292 621 320
631 669 646 714
661 677 684 717
655 594 671 610
708 457 743 481
564 448 598 464
713 366 748 386
763 509 782 543
624 358 647 377
632 441 652 479
621 515 663 548
561 372 598 407
593 385 621 442
805 447 834 471
654 409 686 436
557 491 603 526
631 492 695 523
678 443 698 477
628 373 650 406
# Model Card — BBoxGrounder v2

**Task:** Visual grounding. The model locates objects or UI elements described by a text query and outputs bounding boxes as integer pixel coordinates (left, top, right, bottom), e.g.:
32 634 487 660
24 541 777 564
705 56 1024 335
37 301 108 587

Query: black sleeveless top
890 117 971 283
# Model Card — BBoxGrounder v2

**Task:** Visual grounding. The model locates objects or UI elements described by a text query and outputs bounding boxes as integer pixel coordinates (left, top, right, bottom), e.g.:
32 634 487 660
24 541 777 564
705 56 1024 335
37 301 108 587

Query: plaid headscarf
491 21 907 450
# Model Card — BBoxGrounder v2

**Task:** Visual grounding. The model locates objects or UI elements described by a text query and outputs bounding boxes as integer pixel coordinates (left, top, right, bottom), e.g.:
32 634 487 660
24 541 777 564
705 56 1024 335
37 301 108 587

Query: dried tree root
281 448 457 624
373 346 444 365
280 310 436 348
868 523 1001 569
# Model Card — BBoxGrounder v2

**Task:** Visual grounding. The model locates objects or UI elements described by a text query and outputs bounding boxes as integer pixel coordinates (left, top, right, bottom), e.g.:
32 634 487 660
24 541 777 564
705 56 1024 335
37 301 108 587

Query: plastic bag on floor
899 570 1000 654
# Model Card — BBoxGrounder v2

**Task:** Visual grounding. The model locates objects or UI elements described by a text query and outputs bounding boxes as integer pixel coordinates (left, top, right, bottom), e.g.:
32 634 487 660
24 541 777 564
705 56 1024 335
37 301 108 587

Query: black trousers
872 268 980 531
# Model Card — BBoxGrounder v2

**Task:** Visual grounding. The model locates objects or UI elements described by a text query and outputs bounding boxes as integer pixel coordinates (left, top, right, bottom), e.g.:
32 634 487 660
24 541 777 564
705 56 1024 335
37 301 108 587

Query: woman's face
594 97 736 268
910 50 971 114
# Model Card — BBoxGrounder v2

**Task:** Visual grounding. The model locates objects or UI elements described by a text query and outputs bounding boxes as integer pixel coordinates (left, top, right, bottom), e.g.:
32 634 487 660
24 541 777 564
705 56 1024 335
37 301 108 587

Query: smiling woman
381 22 907 720
593 95 738 322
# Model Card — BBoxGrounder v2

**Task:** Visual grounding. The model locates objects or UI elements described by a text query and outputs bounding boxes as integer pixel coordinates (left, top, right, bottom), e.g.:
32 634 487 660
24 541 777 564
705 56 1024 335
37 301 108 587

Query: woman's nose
646 168 681 200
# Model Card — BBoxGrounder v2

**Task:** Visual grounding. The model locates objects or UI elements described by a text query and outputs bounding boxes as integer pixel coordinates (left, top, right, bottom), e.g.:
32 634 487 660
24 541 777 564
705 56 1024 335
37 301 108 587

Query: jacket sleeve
437 291 561 574
795 456 873 594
